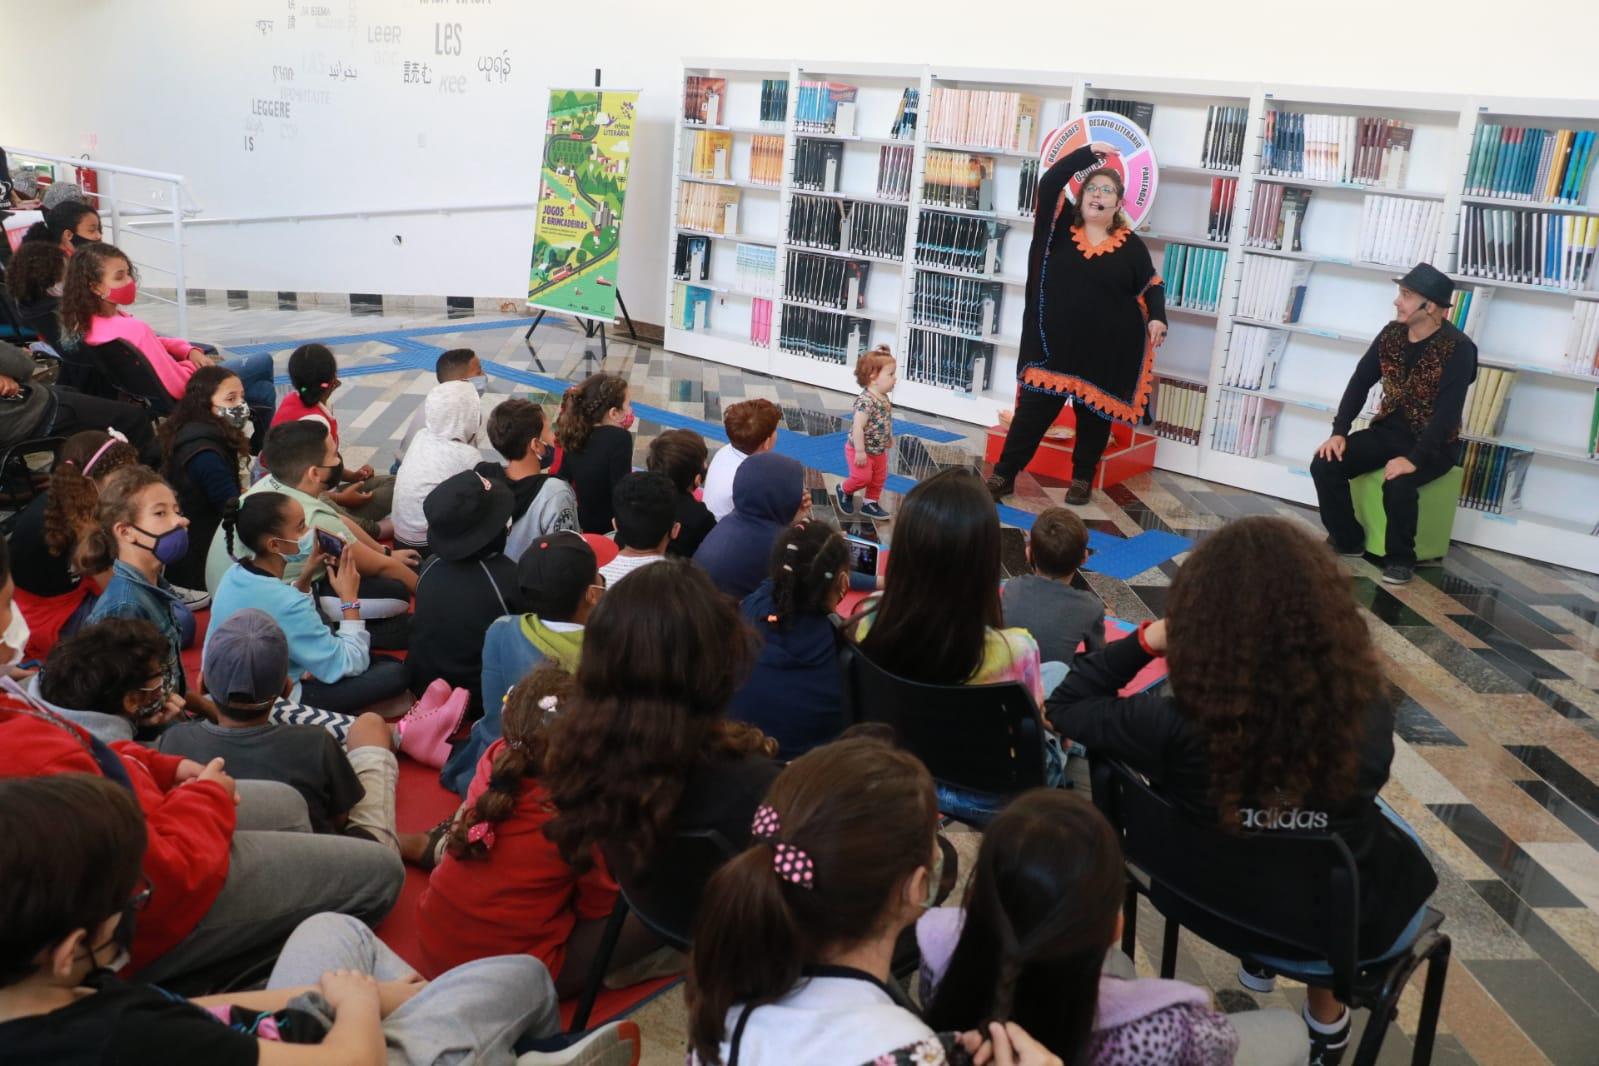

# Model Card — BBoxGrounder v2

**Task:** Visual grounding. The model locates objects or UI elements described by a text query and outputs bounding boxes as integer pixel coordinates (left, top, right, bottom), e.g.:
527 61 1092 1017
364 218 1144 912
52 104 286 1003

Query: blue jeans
936 731 1070 826
219 352 278 419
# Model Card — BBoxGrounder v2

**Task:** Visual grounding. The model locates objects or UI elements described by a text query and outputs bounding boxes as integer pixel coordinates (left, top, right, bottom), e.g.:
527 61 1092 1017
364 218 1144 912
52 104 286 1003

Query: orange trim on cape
1070 225 1129 259
1020 291 1158 424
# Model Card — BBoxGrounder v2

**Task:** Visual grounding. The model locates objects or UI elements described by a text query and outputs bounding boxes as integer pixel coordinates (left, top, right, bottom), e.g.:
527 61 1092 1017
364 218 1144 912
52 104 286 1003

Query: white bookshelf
664 62 1599 572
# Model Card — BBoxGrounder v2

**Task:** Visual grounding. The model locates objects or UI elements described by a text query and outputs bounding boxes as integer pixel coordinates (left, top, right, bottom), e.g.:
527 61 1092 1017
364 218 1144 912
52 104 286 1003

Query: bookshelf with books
663 66 1599 569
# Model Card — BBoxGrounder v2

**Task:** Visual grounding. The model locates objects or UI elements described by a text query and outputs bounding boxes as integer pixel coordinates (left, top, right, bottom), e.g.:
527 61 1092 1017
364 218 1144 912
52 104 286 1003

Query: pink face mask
104 280 138 306
615 411 636 431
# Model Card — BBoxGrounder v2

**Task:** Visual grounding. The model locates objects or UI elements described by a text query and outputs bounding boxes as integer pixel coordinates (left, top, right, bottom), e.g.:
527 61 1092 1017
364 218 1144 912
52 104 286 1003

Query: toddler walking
834 344 897 520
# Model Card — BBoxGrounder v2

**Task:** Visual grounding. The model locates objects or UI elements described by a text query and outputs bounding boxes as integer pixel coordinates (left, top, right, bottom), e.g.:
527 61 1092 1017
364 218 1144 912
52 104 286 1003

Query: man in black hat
1310 262 1477 585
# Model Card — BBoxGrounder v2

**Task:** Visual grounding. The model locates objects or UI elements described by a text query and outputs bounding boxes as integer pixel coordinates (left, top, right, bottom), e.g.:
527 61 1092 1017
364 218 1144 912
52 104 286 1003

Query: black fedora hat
1392 262 1454 309
422 470 515 561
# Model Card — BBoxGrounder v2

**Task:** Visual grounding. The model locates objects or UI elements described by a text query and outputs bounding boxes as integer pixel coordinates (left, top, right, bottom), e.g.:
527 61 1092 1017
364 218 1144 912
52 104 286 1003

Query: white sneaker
517 1021 641 1066
169 583 211 612
1237 962 1277 993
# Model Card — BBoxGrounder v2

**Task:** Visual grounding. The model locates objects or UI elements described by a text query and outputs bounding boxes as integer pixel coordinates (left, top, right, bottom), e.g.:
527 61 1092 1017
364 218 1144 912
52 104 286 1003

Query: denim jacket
88 560 186 695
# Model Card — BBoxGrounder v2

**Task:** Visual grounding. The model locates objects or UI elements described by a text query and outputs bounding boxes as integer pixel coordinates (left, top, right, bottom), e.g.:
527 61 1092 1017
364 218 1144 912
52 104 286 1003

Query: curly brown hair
540 559 770 873
446 663 574 862
553 373 629 453
59 242 133 339
4 240 66 306
1070 167 1131 233
157 365 250 463
42 431 140 561
1164 516 1378 828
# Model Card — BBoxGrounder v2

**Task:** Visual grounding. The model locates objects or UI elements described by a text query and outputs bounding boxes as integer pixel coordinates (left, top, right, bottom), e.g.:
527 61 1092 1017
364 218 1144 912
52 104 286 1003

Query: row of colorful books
686 131 732 181
904 327 992 393
778 303 871 365
1457 441 1533 515
1200 106 1250 172
909 271 1001 337
1150 377 1207 444
1465 125 1598 205
1562 302 1599 376
1207 178 1239 242
1460 366 1517 437
677 183 739 234
1161 243 1228 313
1235 255 1311 324
1446 285 1494 339
750 297 775 348
783 250 870 312
1261 112 1414 187
914 212 1006 275
922 150 996 212
1211 390 1281 457
759 80 788 126
877 145 915 202
795 81 858 134
1358 195 1444 268
1220 325 1285 390
672 284 713 330
672 235 711 282
1245 185 1313 251
750 135 784 186
924 87 1042 152
683 76 725 126
735 244 777 297
788 196 907 262
1455 205 1599 289
792 140 844 192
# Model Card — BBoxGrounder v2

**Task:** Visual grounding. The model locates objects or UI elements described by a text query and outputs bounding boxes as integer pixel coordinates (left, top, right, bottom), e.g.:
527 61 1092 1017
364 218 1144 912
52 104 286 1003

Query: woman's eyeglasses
1083 183 1119 197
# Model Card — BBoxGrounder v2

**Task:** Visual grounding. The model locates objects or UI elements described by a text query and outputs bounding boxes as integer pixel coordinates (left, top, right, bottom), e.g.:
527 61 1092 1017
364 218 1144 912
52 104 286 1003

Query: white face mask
468 374 489 396
0 606 30 670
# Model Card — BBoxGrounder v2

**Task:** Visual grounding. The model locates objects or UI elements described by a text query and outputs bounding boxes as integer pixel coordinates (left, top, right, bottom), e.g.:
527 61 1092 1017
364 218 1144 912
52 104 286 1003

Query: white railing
4 147 200 336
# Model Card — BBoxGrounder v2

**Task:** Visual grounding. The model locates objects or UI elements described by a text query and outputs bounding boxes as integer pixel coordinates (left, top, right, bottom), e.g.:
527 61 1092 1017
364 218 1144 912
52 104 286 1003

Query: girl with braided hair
553 372 634 533
416 664 658 992
729 519 850 759
920 790 1313 1065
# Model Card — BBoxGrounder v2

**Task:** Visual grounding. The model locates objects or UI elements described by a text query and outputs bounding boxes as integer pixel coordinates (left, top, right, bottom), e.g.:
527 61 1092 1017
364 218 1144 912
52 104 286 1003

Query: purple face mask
130 523 190 567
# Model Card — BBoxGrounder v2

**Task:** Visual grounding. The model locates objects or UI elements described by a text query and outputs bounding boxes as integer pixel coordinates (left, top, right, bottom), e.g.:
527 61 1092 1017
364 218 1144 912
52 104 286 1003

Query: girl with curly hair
7 430 140 659
728 519 851 759
159 366 252 591
553 371 634 533
541 559 780 876
1047 515 1437 1063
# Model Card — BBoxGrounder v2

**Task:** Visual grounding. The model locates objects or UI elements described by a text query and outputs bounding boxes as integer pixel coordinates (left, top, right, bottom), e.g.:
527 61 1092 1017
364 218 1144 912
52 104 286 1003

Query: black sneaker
1065 479 1092 506
834 482 854 515
1305 1006 1351 1066
1325 536 1365 558
1381 563 1414 585
1237 962 1276 993
984 475 1014 503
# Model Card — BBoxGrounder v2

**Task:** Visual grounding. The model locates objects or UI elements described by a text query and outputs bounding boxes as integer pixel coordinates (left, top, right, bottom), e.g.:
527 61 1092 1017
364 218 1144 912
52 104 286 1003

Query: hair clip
538 695 559 713
773 843 815 889
781 564 793 572
751 804 781 840
766 613 779 624
466 822 496 849
822 571 834 579
785 542 800 551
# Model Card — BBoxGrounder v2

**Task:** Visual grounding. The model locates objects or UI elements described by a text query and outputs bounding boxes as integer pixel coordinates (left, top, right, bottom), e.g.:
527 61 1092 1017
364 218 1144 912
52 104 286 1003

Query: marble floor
137 295 1599 1065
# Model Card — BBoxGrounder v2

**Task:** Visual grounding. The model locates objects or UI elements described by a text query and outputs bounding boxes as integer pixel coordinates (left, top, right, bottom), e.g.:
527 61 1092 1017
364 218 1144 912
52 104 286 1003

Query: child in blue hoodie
729 519 849 759
693 451 808 600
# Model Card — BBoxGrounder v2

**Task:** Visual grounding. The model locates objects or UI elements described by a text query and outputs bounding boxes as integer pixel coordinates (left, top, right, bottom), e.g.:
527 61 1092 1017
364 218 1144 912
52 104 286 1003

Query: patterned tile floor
141 296 1599 1065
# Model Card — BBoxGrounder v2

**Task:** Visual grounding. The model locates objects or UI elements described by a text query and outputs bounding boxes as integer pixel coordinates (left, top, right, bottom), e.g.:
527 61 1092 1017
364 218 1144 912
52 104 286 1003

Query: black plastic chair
82 338 176 415
567 828 737 1033
0 434 63 525
840 644 1047 820
1090 757 1450 1066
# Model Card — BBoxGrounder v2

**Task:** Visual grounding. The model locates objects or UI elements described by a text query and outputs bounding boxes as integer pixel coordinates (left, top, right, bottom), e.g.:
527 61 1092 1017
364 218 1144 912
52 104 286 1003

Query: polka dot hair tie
751 804 781 840
772 843 815 889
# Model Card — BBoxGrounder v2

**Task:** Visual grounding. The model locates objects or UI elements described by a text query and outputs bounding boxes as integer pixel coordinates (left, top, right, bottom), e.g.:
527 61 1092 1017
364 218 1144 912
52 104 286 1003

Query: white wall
6 0 1599 323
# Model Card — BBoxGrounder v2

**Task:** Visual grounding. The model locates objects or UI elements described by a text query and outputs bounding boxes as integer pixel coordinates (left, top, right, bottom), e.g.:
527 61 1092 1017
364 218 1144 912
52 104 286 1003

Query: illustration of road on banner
528 88 639 321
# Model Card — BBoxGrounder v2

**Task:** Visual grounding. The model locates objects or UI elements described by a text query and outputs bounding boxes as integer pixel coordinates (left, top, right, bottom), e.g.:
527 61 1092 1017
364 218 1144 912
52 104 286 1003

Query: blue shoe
834 482 854 515
861 501 891 520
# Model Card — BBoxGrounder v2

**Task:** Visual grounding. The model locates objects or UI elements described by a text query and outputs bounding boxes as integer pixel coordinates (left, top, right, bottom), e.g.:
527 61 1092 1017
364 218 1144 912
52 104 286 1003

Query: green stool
1350 465 1464 562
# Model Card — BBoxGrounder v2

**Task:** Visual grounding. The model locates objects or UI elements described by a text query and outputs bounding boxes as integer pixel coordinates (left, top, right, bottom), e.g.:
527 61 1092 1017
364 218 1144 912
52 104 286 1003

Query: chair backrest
1091 757 1360 995
842 644 1047 797
82 338 175 414
604 828 739 950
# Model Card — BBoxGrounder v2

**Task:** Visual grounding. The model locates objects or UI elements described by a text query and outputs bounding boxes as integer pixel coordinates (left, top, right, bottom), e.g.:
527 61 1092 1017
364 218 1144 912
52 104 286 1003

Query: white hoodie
393 380 484 546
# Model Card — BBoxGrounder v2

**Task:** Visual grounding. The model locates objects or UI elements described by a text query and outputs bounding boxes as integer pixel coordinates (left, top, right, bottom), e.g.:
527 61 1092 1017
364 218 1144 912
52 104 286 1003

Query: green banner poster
527 88 638 321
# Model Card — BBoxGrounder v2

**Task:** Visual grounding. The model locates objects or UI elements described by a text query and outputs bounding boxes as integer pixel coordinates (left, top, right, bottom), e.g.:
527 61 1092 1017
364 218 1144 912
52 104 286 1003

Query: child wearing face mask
158 366 253 596
82 467 201 703
60 242 278 428
553 372 636 534
273 343 397 539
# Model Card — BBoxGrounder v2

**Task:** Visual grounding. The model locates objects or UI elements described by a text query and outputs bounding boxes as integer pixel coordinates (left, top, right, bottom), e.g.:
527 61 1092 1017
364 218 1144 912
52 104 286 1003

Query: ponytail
44 432 138 559
445 664 572 861
286 343 339 408
766 520 849 629
222 492 289 559
686 738 937 1064
554 373 628 452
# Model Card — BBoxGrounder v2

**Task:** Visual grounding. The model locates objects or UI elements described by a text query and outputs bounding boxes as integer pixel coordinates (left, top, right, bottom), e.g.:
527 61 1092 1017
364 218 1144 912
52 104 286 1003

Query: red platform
985 405 1155 489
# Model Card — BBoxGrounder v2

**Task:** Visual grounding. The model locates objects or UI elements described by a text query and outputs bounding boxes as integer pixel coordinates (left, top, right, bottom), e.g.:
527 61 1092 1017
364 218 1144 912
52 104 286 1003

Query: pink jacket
84 310 197 399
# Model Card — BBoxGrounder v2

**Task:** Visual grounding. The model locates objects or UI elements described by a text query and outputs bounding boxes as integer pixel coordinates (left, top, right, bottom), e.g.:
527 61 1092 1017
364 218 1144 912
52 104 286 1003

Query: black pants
300 657 411 716
1309 420 1456 566
47 386 160 466
995 389 1114 484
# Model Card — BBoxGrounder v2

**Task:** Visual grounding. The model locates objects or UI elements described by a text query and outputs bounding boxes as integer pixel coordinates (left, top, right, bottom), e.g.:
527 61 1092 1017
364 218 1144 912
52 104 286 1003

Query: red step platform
984 405 1155 489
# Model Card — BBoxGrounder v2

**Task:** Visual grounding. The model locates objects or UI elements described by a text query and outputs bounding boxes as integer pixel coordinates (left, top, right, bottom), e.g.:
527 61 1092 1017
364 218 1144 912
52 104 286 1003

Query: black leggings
994 390 1115 484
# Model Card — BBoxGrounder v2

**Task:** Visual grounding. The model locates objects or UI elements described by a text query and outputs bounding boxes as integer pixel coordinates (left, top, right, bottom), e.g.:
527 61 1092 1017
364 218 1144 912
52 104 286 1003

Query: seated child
647 428 717 558
272 342 397 538
702 398 782 521
0 773 599 1066
394 347 484 471
159 366 253 593
1001 507 1105 691
441 531 598 797
477 397 578 559
392 380 484 551
553 372 635 534
32 618 186 744
597 471 679 587
418 666 659 992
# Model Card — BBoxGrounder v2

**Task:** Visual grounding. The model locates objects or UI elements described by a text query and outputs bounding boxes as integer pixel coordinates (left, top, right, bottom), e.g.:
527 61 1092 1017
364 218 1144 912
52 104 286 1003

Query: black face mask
79 898 140 975
69 232 96 249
